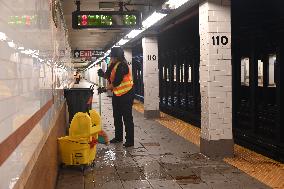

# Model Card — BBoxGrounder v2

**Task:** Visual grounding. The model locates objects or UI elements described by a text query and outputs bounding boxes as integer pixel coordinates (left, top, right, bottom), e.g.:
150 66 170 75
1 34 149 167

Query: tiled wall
199 0 232 141
0 0 73 188
85 65 100 85
23 104 66 189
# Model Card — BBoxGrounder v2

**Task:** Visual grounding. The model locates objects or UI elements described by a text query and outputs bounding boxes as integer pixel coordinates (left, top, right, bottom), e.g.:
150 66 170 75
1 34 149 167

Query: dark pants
112 88 134 144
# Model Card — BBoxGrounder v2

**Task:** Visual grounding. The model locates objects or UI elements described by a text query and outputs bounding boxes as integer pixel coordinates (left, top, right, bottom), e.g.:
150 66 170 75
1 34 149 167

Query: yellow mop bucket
58 136 97 165
58 111 101 165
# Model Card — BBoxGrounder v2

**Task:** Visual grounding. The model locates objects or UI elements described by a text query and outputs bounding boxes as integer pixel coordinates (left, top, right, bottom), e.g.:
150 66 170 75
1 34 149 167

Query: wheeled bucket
58 110 102 166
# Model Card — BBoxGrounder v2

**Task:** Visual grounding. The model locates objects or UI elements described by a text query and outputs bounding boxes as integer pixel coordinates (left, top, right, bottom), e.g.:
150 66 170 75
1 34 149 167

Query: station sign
8 15 37 26
72 11 141 29
73 50 104 60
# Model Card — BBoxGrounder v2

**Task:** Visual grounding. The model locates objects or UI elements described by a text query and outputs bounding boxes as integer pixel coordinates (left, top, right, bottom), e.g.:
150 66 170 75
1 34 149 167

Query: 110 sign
212 35 229 46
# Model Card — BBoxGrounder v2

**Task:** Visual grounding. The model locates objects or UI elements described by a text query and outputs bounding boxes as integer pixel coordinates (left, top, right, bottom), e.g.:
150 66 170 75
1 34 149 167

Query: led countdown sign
8 15 37 26
72 11 141 29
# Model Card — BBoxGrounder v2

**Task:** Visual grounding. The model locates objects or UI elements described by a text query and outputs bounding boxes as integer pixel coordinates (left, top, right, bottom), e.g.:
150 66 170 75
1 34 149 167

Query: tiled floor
56 92 272 189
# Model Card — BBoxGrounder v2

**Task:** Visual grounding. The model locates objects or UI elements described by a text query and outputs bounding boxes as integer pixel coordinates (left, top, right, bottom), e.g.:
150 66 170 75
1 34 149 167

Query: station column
142 36 160 119
124 48 133 75
199 0 233 158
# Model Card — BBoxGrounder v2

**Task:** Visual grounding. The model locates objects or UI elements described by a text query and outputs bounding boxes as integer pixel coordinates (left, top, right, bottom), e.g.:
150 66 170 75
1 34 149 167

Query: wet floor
56 93 270 189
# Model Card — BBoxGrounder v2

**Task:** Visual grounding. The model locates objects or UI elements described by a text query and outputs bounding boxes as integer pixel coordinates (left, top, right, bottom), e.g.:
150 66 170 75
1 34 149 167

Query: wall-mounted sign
212 35 229 46
73 50 104 60
72 11 141 29
147 54 157 61
8 15 37 26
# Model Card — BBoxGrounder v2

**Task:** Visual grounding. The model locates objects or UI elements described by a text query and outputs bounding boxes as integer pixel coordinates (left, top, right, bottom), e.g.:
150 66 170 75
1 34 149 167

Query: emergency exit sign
73 50 104 59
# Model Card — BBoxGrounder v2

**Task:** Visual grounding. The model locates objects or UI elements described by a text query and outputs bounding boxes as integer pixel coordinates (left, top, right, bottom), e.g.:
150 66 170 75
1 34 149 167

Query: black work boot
110 138 122 143
123 142 134 147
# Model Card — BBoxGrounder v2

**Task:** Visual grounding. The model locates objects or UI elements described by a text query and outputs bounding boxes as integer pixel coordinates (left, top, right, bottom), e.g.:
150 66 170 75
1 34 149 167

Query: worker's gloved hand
97 87 107 94
97 69 105 77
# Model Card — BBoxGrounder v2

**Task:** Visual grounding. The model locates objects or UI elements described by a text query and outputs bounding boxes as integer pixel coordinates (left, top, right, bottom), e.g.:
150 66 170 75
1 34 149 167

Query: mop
97 72 110 145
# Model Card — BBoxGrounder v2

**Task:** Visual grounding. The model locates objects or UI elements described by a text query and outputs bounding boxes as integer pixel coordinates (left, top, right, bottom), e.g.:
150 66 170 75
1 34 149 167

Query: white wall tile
0 0 73 188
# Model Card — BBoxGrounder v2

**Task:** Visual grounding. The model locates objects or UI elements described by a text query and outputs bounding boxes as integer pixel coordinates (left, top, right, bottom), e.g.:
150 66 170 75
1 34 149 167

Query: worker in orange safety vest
97 47 134 147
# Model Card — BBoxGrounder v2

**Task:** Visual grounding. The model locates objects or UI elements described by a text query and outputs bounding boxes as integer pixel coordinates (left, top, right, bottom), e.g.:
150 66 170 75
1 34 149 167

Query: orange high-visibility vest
110 62 133 96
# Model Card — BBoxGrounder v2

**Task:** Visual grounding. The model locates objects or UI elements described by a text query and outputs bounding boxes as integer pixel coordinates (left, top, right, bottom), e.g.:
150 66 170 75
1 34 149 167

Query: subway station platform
56 81 282 189
1 0 284 188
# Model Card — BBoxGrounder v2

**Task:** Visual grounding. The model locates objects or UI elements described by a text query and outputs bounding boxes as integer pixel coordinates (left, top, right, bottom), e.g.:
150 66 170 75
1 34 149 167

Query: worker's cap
110 47 124 58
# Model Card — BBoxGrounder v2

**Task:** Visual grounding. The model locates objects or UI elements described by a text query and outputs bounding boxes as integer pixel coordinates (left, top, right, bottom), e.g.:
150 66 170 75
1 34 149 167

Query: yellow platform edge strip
133 100 284 189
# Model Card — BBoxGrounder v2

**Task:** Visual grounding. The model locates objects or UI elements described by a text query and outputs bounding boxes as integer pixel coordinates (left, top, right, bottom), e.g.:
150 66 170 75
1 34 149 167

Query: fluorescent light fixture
166 0 189 9
116 39 129 46
109 11 165 49
18 46 24 50
7 41 16 48
86 1 187 70
142 11 167 28
106 49 111 55
0 32 7 41
126 29 144 39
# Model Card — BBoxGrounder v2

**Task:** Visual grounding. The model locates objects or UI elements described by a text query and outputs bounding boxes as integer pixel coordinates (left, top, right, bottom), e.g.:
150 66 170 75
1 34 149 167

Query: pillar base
200 138 234 159
144 110 160 119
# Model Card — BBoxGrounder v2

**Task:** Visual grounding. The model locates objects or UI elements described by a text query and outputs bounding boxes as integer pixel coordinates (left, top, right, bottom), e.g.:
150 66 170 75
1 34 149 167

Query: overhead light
86 12 166 70
7 41 16 48
106 49 111 55
111 11 166 49
142 11 167 28
18 46 24 50
86 1 187 70
0 32 7 41
116 39 129 46
126 29 144 39
166 0 189 9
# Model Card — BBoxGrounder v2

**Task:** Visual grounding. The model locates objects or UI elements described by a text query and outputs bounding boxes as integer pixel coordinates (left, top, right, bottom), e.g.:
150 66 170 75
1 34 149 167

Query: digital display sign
72 11 141 29
8 15 37 26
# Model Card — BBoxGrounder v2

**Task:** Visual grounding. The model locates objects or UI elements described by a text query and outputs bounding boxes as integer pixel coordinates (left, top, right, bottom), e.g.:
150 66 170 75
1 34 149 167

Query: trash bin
64 86 94 123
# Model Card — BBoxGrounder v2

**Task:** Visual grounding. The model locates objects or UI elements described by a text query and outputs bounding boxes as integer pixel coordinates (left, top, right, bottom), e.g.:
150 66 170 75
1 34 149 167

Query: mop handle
99 76 102 116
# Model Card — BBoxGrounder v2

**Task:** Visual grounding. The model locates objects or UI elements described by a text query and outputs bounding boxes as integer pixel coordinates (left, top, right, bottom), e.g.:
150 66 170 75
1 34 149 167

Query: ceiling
62 0 166 68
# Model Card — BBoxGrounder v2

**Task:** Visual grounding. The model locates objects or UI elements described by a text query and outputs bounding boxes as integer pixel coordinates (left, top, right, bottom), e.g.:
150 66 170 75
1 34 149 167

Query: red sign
74 50 104 59
79 50 93 57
